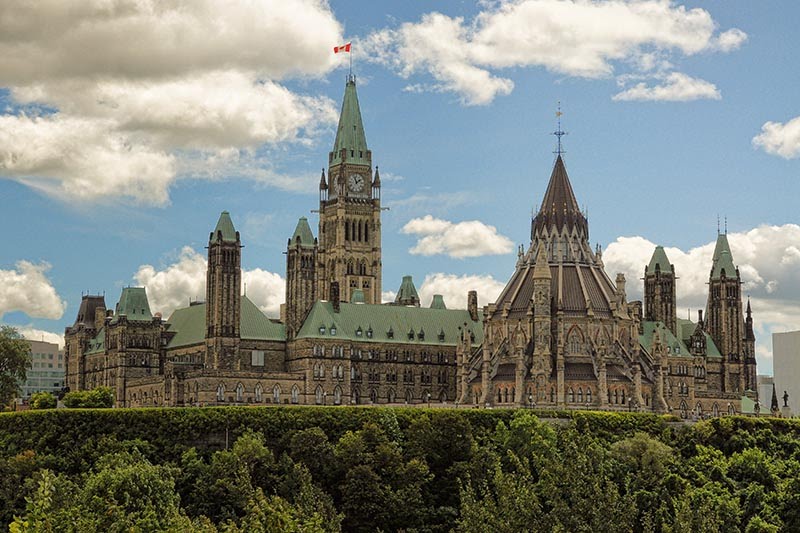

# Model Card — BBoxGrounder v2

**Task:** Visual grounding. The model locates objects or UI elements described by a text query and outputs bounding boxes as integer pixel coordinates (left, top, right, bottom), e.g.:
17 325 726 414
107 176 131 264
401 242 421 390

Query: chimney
94 306 106 331
467 290 478 322
698 309 704 327
330 282 340 313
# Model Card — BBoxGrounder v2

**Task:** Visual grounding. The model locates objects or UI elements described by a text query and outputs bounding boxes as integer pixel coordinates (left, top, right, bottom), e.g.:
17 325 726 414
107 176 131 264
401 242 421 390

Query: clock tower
317 75 382 305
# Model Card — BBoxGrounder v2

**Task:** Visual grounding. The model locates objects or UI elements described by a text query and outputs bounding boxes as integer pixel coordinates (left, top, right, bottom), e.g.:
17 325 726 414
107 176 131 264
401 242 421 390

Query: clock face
348 174 365 192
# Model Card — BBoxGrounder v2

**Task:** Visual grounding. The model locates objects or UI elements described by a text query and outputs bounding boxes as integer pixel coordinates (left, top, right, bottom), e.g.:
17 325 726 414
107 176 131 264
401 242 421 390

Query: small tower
531 245 553 403
206 211 242 369
705 232 745 394
644 245 677 335
744 298 757 393
285 217 318 339
394 275 420 307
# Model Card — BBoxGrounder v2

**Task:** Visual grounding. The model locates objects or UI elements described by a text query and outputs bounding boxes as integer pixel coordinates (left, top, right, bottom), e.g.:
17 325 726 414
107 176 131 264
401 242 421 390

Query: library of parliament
64 75 758 416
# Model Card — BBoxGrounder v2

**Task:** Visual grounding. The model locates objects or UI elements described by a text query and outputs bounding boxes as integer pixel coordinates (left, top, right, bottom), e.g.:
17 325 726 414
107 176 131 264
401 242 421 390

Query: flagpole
349 45 353 78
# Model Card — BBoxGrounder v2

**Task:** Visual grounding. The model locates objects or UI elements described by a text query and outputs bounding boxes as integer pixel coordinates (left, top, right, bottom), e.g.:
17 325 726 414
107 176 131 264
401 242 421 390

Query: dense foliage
29 392 56 410
1 406 798 532
61 387 113 409
0 326 31 407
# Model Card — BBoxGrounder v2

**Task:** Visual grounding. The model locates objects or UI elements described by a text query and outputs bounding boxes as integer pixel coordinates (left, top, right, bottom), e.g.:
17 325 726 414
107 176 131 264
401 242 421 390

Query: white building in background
19 340 64 398
757 375 775 410
773 331 800 416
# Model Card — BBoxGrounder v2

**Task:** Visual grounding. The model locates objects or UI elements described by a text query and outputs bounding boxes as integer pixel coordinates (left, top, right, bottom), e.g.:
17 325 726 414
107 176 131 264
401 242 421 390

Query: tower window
350 150 354 157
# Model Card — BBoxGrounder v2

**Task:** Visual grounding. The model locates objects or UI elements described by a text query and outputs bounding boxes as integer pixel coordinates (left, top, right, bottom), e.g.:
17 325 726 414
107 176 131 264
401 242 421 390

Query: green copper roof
297 301 482 346
330 78 369 167
646 246 673 275
115 287 152 321
395 275 420 305
212 211 238 243
290 217 315 248
430 294 447 309
166 296 285 348
639 321 687 357
710 234 736 280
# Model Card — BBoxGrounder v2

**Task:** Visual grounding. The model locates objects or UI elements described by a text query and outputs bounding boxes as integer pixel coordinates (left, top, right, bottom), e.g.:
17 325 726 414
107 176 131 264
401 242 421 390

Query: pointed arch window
550 387 555 403
236 383 244 402
255 383 263 402
568 387 575 403
577 387 583 404
291 385 299 404
315 385 324 405
586 389 592 404
273 384 281 404
217 383 225 402
334 386 342 405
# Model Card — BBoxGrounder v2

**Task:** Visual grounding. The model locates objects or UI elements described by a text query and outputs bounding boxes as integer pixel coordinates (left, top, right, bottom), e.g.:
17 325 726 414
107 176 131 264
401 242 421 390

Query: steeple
644 245 677 335
646 246 673 275
290 217 316 248
710 233 736 280
531 155 588 238
319 168 327 190
329 77 370 168
211 211 239 243
206 211 242 368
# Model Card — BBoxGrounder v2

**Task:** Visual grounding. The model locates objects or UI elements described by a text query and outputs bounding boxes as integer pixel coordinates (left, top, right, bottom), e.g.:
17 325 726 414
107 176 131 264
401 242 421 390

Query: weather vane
553 101 567 156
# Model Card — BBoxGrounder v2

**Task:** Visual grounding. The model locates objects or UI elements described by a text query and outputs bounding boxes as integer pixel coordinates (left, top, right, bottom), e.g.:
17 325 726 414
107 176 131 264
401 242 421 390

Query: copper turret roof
532 155 587 238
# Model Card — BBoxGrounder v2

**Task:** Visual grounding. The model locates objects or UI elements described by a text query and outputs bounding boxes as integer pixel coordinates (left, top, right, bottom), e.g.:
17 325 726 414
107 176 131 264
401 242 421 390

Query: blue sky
0 1 798 374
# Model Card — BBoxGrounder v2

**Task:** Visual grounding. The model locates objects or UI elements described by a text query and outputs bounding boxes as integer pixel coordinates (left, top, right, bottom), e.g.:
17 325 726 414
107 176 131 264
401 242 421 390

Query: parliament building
64 76 757 416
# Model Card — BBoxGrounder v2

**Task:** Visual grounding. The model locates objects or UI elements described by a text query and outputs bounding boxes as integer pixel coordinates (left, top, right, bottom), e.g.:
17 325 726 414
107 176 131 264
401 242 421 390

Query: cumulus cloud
752 116 800 159
402 215 514 258
133 246 285 318
0 0 343 205
0 261 66 320
363 0 744 104
613 72 721 102
19 327 65 348
418 273 506 309
603 225 800 374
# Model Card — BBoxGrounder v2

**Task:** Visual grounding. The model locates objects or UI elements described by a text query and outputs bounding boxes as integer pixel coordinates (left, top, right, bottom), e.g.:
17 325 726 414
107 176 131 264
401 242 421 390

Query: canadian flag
333 42 351 53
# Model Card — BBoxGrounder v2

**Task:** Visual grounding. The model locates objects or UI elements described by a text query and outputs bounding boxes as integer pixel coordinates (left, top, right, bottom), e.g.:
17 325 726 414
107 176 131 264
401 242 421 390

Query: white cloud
603 225 800 375
382 291 398 304
19 327 64 348
364 0 743 104
752 116 800 159
0 261 66 320
418 273 506 309
613 72 721 102
402 215 514 258
0 0 343 205
133 246 285 319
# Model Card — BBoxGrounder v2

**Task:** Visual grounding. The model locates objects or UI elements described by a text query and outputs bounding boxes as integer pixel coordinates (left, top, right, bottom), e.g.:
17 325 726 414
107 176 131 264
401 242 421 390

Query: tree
0 326 31 407
62 386 114 408
30 392 56 410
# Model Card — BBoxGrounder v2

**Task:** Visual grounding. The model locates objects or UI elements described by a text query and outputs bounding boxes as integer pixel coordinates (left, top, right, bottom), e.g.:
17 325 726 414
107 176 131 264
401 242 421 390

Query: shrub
30 392 57 410
62 387 114 408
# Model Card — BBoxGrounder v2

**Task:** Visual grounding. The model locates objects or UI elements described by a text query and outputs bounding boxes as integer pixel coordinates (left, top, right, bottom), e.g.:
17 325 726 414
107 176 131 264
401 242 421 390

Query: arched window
504 388 509 403
568 387 575 403
695 402 703 416
586 389 592 404
712 403 719 417
577 388 583 403
320 364 325 378
621 389 626 405
334 386 342 405
255 383 263 402
350 366 356 379
387 389 395 403
365 223 369 241
613 390 619 404
550 387 555 403
680 401 688 419
406 389 413 403
315 385 324 405
567 331 582 354
273 384 281 404
345 219 350 241
370 389 378 404
236 383 244 402
497 388 502 403
291 385 299 404
217 383 225 402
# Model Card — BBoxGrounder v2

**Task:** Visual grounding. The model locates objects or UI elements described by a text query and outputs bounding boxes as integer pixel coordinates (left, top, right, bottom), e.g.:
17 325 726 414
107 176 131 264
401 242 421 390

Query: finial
724 216 728 235
552 101 567 156
717 214 720 235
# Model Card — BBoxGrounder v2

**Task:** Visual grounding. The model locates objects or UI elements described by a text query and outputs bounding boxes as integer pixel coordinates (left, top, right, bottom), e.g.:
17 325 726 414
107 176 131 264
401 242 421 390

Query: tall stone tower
206 211 241 369
285 217 317 339
530 246 552 404
644 246 677 335
705 233 745 394
317 75 382 305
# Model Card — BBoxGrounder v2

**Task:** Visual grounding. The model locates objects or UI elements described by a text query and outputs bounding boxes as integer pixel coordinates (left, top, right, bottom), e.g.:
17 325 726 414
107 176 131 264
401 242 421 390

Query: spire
553 101 567 156
329 77 369 167
319 168 327 190
290 217 316 248
646 246 674 275
372 166 381 188
211 211 238 243
533 245 551 279
532 155 587 237
710 233 736 280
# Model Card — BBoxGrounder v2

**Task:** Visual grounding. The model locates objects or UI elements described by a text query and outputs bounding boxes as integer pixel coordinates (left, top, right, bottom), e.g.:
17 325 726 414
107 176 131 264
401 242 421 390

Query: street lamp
426 392 431 408
322 392 327 406
528 393 534 410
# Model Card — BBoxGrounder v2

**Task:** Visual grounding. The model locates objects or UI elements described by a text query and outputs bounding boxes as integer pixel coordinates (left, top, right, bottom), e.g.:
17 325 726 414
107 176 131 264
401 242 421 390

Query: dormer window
438 330 445 342
319 326 326 335
367 327 373 338
408 329 415 340
330 325 337 336
356 327 363 337
418 329 425 341
387 327 394 339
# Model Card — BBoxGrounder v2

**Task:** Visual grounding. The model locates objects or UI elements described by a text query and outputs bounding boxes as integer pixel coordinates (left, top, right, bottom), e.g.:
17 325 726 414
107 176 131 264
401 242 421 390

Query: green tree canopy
0 326 31 407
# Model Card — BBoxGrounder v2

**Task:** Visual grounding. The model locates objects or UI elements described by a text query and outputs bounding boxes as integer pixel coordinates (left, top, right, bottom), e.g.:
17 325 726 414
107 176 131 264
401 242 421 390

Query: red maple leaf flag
333 42 351 53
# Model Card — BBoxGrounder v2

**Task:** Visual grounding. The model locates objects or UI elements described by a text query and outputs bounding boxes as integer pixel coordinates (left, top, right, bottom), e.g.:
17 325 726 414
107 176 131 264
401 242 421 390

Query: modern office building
19 339 64 398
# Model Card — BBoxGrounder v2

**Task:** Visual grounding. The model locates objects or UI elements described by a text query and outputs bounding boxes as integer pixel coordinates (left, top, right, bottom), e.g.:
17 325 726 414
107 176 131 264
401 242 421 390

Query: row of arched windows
345 219 370 242
215 382 299 404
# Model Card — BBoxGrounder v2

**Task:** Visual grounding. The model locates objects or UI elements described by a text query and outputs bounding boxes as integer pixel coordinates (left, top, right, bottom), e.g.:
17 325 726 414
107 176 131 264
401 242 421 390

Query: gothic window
577 388 583 403
370 389 378 404
236 383 244 402
713 403 719 417
315 386 324 405
334 386 342 405
255 383 263 403
586 389 592 404
351 366 356 379
696 402 703 416
550 387 555 403
273 384 281 404
320 364 325 378
567 333 581 354
365 223 369 241
621 390 626 405
387 389 395 403
217 383 225 402
613 390 618 404
291 385 299 404
497 388 502 403
568 388 575 403
406 389 413 403
511 387 515 403
313 364 319 378
345 220 350 241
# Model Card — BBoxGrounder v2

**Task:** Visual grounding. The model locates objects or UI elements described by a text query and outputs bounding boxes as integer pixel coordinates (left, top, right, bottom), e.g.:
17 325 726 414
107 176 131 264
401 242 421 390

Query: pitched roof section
532 155 587 237
395 275 420 306
115 287 152 321
165 296 285 348
211 211 238 243
646 246 674 275
290 217 316 248
330 78 369 167
711 234 737 280
430 294 447 309
296 301 482 347
70 295 106 330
